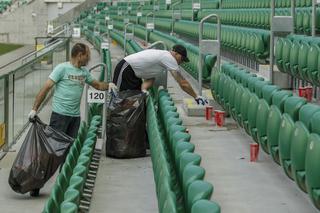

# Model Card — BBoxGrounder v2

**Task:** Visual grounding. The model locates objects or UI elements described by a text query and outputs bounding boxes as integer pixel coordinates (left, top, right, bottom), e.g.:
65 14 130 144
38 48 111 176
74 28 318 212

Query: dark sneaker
29 188 40 197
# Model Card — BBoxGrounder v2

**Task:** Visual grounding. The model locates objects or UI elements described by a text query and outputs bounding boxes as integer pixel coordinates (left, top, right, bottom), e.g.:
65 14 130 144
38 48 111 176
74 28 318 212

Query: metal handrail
124 23 135 56
21 38 64 65
0 38 70 78
147 41 167 50
171 1 182 35
145 12 154 43
312 0 320 36
191 0 201 21
198 14 221 96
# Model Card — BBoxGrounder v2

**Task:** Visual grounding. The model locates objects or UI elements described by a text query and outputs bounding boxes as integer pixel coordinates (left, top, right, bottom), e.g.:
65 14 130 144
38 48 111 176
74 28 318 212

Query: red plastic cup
298 87 306 98
305 86 313 102
205 106 213 120
214 110 225 127
250 143 259 162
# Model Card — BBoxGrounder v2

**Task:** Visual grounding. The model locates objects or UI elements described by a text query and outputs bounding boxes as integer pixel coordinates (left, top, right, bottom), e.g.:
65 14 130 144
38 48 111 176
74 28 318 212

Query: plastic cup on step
205 106 213 120
298 87 306 98
250 143 259 162
214 110 225 127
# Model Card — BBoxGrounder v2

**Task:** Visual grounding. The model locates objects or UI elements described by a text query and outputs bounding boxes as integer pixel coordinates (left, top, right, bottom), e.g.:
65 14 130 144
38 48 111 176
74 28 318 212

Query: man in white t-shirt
112 44 208 105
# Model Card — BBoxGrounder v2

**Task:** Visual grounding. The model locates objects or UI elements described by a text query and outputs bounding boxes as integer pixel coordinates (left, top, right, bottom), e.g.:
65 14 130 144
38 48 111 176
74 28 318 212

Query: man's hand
142 89 149 96
195 96 208 105
28 110 37 122
108 82 117 92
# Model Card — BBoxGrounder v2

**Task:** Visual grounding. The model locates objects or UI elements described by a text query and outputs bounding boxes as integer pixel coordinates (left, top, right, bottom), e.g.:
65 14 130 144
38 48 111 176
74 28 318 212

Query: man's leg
66 116 81 139
49 111 71 133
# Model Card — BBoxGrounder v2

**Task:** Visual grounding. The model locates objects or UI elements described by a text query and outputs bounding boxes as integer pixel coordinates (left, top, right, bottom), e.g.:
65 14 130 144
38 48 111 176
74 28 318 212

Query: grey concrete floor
167 67 319 213
88 39 158 213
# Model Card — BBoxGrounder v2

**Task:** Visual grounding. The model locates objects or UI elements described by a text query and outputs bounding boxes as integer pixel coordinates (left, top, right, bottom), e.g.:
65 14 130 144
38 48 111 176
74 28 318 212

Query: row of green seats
275 34 320 85
43 116 102 213
198 7 320 34
0 0 11 13
212 62 320 210
138 17 172 31
147 88 221 213
221 0 312 8
172 20 269 63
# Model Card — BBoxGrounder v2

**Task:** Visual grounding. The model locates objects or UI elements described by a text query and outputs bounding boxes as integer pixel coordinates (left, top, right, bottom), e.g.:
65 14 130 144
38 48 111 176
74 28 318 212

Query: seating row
147 88 221 213
275 34 320 85
221 0 312 8
43 116 102 213
211 62 320 210
87 11 270 63
198 8 320 34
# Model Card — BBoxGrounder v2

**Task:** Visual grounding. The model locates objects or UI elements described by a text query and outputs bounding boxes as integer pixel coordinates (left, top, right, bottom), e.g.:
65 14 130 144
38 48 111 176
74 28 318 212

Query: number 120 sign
88 89 105 103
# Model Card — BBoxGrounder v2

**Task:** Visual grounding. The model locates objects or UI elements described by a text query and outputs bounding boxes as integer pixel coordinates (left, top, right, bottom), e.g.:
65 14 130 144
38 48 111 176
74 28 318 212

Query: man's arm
32 79 55 111
141 78 155 90
170 70 197 98
90 80 110 91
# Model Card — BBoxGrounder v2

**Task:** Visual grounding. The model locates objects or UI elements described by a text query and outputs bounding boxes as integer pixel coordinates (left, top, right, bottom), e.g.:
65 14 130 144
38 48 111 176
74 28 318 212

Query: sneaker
29 188 40 197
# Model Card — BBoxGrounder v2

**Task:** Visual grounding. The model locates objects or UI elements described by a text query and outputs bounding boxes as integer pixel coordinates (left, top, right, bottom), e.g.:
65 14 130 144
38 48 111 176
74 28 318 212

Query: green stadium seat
179 153 201 182
64 188 80 205
175 142 195 174
306 43 320 85
289 40 301 78
298 41 310 81
182 165 205 201
306 134 320 209
267 106 283 164
278 114 295 179
191 199 221 213
162 191 178 213
187 180 213 213
283 96 307 122
299 104 320 130
272 90 293 113
310 112 320 134
291 122 310 193
60 201 78 213
256 99 271 153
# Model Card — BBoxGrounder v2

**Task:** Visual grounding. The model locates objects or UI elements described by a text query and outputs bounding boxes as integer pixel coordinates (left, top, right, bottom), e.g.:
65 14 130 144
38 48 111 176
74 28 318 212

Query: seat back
291 122 310 192
272 90 293 113
283 96 307 121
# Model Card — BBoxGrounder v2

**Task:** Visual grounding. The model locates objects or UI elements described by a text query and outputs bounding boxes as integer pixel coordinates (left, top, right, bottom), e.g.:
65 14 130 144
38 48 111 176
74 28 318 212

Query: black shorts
113 59 142 91
49 111 80 139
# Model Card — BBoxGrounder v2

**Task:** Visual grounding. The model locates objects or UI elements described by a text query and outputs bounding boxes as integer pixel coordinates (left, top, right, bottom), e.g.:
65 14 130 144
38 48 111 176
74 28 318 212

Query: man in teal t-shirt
27 43 115 196
29 43 115 136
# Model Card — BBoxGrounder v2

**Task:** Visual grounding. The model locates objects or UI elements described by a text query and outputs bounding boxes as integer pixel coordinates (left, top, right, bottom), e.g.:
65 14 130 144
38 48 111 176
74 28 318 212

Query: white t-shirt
124 49 179 79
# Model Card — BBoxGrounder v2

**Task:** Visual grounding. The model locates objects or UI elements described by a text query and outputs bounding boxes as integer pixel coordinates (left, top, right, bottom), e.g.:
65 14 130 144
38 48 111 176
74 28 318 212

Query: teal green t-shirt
49 62 94 116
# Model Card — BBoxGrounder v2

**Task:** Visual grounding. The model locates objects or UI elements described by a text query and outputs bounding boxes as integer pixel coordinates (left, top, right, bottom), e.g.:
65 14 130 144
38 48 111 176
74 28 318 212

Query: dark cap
172 44 189 62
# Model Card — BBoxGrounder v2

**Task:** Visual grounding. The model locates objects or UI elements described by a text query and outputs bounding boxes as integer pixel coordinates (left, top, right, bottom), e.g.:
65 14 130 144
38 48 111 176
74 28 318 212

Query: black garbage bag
8 116 73 194
106 90 147 158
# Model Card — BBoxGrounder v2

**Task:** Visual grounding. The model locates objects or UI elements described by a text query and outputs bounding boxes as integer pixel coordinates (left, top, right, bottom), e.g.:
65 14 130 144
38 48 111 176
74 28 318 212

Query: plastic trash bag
106 90 147 158
8 116 73 194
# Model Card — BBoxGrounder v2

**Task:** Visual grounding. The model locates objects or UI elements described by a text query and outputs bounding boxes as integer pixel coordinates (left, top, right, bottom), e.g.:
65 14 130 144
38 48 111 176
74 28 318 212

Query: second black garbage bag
106 90 147 158
8 116 73 194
